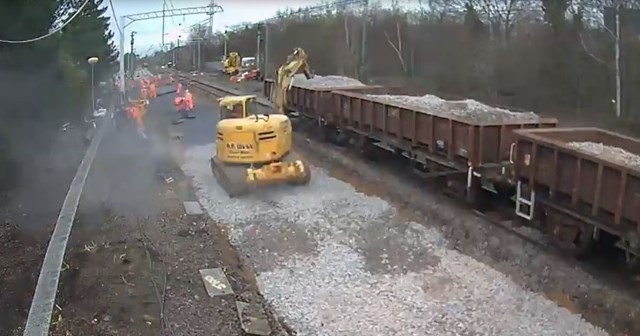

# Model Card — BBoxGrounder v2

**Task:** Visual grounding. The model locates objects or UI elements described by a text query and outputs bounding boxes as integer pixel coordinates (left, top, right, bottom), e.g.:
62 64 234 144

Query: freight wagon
263 78 383 122
264 78 558 204
513 127 640 263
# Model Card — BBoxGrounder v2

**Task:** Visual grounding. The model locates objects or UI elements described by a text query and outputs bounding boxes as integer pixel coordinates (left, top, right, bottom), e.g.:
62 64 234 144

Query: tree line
0 0 118 192
174 0 640 129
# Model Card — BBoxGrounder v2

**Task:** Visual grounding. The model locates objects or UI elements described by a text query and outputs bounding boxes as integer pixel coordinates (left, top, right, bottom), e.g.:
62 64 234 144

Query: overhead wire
0 0 91 44
109 0 122 35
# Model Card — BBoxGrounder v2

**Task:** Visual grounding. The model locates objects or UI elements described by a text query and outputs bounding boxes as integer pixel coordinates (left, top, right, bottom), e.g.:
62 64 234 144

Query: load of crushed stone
291 74 365 89
368 94 541 123
566 141 640 168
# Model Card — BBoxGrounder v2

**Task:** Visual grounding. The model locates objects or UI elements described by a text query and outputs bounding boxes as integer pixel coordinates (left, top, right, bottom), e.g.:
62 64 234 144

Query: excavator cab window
220 103 244 120
245 98 259 117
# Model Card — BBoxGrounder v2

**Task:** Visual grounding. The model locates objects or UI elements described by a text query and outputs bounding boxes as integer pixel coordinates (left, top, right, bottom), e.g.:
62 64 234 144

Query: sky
108 0 321 56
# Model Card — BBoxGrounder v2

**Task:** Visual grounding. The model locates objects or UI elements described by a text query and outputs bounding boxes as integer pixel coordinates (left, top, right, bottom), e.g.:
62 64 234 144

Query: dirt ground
0 122 88 335
1 86 287 336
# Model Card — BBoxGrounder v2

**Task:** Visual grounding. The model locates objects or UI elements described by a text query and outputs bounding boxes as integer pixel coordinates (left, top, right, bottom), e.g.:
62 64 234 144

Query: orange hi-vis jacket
149 83 157 98
174 96 186 111
126 105 137 119
128 104 145 132
140 87 148 100
184 91 194 110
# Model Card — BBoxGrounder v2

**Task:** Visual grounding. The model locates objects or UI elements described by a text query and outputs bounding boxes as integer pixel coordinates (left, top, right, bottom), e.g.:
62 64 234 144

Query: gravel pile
181 144 606 336
368 94 541 123
567 141 640 168
291 74 365 89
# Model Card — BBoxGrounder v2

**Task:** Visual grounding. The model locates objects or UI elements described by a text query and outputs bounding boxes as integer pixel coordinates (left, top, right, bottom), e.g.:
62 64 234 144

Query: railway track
181 74 639 290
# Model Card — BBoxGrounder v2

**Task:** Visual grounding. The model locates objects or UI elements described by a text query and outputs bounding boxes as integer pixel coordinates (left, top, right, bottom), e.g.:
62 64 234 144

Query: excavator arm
274 48 313 115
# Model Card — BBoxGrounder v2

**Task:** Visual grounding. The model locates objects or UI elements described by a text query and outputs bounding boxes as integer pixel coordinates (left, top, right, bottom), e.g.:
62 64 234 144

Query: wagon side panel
514 128 640 236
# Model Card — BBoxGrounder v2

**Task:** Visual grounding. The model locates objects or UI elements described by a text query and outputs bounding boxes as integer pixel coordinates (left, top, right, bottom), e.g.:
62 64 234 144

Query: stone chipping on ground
181 144 607 336
368 94 541 123
566 141 640 168
291 74 365 89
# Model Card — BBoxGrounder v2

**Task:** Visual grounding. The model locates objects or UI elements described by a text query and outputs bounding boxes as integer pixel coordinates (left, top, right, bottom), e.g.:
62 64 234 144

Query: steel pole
161 0 166 65
264 23 270 78
91 65 95 112
256 28 261 72
119 16 126 97
224 34 227 57
615 3 621 118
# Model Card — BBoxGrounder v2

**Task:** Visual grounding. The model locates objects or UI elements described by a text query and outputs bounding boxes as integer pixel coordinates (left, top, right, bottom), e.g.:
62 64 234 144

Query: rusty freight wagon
327 89 558 204
263 78 385 122
512 127 640 263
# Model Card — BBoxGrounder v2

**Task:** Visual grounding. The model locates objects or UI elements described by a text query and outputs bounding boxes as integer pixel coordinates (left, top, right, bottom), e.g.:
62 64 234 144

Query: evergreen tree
0 0 60 67
60 0 119 81
0 0 119 190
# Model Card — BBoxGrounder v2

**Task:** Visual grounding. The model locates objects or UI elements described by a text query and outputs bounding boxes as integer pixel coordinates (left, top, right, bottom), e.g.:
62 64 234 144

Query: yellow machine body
222 52 241 75
210 95 311 196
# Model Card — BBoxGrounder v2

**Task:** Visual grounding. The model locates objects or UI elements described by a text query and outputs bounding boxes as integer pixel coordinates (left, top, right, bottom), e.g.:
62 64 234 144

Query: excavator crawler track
210 157 249 197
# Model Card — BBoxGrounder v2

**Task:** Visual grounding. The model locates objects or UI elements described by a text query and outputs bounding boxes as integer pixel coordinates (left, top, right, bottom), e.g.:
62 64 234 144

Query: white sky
109 0 320 56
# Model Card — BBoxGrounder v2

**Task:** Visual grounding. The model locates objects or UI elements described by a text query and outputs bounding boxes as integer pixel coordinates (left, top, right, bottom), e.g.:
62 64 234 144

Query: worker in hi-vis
184 89 195 118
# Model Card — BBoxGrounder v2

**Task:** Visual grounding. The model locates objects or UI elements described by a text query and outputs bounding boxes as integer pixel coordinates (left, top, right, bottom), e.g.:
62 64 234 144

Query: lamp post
88 57 99 113
224 30 228 57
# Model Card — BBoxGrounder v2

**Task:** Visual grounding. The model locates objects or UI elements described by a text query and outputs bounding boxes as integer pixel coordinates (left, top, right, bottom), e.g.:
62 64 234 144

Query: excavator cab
217 95 259 120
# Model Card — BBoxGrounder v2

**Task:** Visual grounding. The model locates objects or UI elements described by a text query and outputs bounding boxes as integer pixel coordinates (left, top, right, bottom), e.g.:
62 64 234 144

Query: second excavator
210 48 315 197
222 52 241 76
273 47 314 115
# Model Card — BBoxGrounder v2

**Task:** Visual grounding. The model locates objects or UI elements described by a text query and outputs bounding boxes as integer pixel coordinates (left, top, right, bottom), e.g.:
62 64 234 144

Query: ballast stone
566 141 640 168
368 94 541 123
291 74 365 89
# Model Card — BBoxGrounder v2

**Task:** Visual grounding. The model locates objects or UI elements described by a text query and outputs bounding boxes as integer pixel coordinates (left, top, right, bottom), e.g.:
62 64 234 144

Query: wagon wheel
624 251 640 272
334 128 349 147
618 236 640 272
355 134 377 160
572 224 595 259
544 216 595 260
311 119 328 141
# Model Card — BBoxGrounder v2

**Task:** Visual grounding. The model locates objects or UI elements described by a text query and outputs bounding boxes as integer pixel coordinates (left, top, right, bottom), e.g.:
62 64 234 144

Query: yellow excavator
210 48 315 196
222 52 241 76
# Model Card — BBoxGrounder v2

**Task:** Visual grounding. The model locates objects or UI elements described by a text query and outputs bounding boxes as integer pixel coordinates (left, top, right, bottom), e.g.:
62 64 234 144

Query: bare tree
384 21 407 74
